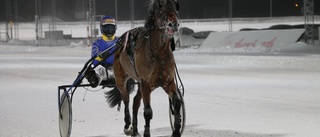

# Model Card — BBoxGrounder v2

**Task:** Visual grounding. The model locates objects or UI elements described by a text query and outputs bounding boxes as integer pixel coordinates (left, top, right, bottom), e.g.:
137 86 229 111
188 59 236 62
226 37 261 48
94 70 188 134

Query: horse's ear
158 0 164 9
175 0 180 11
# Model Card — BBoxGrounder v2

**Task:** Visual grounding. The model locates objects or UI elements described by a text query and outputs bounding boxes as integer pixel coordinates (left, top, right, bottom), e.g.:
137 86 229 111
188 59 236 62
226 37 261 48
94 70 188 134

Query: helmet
100 16 117 37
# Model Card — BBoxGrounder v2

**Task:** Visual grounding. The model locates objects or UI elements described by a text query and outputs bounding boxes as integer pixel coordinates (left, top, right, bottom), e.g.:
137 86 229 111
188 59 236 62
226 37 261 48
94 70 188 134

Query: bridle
127 0 179 84
151 0 179 36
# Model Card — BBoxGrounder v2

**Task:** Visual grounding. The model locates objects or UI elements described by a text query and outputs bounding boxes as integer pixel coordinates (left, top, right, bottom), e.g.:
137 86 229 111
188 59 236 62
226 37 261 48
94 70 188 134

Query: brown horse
105 0 181 137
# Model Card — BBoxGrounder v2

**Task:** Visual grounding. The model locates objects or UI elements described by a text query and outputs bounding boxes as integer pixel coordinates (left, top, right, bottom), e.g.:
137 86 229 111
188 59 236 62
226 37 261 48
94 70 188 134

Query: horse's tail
105 78 135 108
105 86 122 108
126 78 135 95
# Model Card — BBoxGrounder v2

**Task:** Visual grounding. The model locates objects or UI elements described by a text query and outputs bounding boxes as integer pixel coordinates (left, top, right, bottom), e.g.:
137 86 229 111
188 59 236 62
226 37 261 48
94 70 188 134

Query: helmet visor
101 24 116 36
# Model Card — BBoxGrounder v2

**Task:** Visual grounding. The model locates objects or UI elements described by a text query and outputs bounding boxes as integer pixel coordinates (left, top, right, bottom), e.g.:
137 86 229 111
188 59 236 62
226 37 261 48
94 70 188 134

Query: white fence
0 16 319 46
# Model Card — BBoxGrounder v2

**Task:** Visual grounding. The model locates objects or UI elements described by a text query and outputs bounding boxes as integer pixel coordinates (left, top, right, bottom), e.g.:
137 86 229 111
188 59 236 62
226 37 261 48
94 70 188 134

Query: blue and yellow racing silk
91 35 118 67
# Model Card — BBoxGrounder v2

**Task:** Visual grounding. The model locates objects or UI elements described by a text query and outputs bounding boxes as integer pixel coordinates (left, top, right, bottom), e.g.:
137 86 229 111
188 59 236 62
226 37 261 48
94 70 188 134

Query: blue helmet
100 16 117 37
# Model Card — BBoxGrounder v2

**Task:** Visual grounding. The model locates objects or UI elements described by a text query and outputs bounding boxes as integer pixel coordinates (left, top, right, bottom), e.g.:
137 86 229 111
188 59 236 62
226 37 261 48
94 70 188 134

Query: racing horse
105 0 181 136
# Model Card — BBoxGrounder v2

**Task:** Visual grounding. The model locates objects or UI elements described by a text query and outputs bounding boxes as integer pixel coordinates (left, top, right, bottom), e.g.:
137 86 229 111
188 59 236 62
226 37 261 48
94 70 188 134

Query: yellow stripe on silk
95 56 103 62
102 35 115 41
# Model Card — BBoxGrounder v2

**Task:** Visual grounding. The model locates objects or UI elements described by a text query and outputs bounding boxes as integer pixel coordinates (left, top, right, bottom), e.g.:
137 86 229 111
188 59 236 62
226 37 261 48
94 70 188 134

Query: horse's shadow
150 124 287 137
88 124 287 137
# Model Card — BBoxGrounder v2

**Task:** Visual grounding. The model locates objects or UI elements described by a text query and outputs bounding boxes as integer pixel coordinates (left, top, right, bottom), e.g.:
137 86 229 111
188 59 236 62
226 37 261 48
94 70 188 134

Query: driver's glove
85 67 99 88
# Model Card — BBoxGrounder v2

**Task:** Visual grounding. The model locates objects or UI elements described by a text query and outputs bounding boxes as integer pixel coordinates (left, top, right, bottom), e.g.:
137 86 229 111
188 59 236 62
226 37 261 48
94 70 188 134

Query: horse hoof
124 125 133 135
171 131 181 137
132 132 141 137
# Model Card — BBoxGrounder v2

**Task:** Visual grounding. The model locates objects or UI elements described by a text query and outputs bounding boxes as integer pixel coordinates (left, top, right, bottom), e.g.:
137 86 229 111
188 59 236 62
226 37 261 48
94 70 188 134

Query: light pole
130 0 135 28
304 0 315 45
270 0 272 18
115 0 118 21
228 0 232 32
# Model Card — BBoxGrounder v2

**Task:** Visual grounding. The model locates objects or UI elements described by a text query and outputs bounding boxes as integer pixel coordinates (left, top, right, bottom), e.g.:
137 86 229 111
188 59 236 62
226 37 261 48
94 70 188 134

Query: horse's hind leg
114 57 133 135
114 76 132 134
132 83 142 136
123 92 133 135
117 79 133 135
165 81 181 137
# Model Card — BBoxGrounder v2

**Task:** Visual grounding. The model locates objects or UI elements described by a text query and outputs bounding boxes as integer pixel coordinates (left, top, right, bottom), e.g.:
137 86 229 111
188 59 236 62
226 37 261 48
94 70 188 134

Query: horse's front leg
171 92 182 137
141 81 153 137
165 81 181 137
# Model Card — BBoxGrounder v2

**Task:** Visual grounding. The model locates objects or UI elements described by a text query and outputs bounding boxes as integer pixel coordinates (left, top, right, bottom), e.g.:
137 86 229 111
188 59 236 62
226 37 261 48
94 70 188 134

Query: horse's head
149 0 180 36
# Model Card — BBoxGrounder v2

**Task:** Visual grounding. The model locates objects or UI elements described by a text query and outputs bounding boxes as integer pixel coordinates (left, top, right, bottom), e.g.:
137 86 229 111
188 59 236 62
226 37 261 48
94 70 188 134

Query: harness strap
122 28 142 79
147 31 172 87
122 32 130 53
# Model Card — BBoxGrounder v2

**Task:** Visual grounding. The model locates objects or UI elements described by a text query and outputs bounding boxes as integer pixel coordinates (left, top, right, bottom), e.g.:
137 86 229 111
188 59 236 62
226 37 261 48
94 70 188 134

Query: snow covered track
1 44 320 137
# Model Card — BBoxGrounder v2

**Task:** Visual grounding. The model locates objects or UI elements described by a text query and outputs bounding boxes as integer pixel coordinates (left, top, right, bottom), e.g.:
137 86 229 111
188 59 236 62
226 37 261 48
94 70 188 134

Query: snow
1 19 320 137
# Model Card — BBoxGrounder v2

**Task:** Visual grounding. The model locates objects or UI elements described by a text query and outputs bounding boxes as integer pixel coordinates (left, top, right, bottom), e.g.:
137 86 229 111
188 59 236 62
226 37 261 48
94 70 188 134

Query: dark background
0 0 319 22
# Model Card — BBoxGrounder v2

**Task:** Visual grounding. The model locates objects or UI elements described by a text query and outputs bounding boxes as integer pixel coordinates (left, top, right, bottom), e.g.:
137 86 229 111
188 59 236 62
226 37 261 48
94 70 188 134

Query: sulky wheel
59 93 72 137
169 90 186 135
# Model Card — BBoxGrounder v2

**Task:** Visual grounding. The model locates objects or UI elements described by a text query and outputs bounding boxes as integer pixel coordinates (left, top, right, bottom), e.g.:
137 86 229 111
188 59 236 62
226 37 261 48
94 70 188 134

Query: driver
85 16 118 88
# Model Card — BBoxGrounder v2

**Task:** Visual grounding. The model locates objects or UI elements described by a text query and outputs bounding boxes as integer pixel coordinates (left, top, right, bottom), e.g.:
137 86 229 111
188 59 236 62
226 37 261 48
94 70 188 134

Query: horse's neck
146 29 172 60
149 29 170 50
